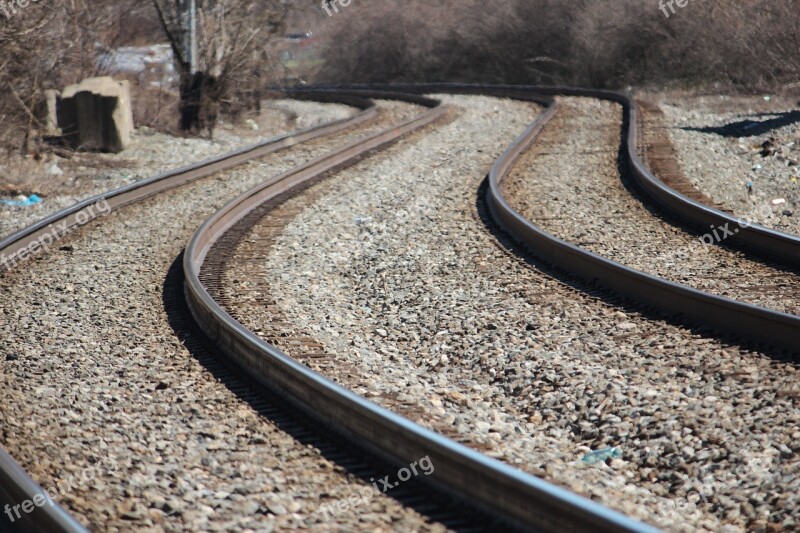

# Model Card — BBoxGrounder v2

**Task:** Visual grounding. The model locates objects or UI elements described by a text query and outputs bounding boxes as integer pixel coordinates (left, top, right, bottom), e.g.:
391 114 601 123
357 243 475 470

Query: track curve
306 84 798 354
0 94 379 533
326 84 800 262
184 89 658 532
482 91 799 354
5 84 796 533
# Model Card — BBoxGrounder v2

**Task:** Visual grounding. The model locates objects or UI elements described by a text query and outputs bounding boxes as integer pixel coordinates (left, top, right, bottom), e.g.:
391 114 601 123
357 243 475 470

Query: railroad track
0 95 376 533
196 86 797 530
289 84 798 353
335 86 800 345
3 89 651 533
481 89 799 355
184 89 656 532
1 85 796 532
0 92 451 532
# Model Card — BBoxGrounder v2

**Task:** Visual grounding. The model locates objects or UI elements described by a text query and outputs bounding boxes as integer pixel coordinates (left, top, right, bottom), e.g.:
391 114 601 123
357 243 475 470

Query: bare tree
152 0 289 135
316 0 800 92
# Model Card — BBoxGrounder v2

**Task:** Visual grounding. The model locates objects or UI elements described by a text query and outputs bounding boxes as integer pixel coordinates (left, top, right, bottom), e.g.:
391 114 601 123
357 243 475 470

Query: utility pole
178 0 198 74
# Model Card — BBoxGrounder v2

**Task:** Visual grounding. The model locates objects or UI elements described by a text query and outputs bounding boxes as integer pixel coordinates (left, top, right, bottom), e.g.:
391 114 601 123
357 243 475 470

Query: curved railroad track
190 86 797 530
0 92 446 532
2 85 797 533
486 93 800 354
184 89 654 532
310 84 799 354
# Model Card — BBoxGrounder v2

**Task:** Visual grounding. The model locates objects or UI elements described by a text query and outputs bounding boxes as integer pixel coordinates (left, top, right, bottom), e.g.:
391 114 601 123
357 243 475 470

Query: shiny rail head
473 85 800 354
305 84 798 353
0 447 88 533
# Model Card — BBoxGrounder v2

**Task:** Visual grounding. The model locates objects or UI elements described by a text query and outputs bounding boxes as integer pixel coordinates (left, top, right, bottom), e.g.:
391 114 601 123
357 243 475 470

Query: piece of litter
0 194 42 207
355 216 372 225
47 163 63 176
791 177 798 184
772 198 786 206
746 181 753 193
581 446 622 465
764 96 771 102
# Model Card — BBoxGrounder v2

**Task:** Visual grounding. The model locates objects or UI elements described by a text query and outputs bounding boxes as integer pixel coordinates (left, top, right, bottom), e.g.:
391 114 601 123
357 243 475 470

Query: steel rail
183 89 658 532
0 95 376 270
318 84 800 260
306 84 799 353
0 449 86 533
527 88 800 264
0 93 383 533
485 94 800 354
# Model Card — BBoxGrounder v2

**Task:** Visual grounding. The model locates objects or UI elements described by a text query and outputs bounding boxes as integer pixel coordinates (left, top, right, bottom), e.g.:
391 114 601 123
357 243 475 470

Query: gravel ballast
0 100 444 531
221 94 800 532
659 95 799 235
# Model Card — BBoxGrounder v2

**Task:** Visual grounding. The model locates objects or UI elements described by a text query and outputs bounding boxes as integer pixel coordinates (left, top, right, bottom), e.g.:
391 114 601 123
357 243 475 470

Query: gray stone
58 76 134 153
44 90 61 135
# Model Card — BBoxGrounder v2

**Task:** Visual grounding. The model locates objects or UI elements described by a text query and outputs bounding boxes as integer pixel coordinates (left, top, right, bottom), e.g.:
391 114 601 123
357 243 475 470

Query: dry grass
0 0 166 152
130 84 182 134
2 0 798 162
